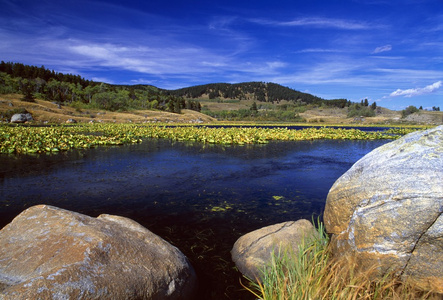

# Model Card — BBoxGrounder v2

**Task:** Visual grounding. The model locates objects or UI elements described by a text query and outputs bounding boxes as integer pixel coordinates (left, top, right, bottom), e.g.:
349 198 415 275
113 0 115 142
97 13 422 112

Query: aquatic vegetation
209 205 233 212
0 124 142 154
0 123 417 154
384 127 422 135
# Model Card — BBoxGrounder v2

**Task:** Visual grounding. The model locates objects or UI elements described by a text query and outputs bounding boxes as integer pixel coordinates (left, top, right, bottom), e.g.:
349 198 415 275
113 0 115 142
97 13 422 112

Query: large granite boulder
231 219 317 281
324 125 443 292
0 205 197 299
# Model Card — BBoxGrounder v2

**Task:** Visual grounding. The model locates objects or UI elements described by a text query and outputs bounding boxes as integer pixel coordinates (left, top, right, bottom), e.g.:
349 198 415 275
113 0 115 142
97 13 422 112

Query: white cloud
68 41 229 75
295 48 342 53
266 61 287 69
281 17 370 30
389 81 442 97
372 44 392 54
249 17 371 30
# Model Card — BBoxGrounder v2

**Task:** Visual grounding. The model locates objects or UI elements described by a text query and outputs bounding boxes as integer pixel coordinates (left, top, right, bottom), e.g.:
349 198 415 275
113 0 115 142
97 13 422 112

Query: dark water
0 138 390 299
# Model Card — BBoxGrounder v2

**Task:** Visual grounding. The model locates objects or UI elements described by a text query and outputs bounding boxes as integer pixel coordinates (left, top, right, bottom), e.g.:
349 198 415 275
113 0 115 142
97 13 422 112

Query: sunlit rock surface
324 125 443 292
231 219 317 281
0 205 197 299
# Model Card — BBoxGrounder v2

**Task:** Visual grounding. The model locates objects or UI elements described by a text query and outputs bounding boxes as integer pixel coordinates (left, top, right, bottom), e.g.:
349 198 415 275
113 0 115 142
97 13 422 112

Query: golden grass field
1 93 442 125
0 94 216 124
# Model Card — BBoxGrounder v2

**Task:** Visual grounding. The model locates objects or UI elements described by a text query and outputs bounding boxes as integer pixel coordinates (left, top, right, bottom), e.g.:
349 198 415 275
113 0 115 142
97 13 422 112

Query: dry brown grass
199 99 251 111
2 94 442 125
318 255 441 300
245 225 442 300
300 106 443 125
0 94 216 124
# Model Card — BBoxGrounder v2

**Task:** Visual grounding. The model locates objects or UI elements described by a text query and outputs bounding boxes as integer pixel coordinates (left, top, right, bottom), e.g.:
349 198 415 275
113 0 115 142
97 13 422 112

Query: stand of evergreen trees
0 61 200 113
166 82 350 108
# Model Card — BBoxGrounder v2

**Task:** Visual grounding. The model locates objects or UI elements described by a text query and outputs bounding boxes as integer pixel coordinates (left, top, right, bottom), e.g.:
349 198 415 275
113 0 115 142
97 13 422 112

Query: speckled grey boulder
324 125 443 292
10 113 33 123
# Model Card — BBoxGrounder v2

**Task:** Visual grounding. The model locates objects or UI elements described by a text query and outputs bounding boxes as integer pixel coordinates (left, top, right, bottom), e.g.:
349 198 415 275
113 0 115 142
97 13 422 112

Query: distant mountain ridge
164 82 349 108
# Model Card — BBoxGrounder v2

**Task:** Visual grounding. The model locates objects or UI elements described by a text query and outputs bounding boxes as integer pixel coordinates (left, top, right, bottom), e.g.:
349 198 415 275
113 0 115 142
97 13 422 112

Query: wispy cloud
69 42 228 75
281 17 371 30
295 48 342 53
249 17 372 30
208 16 238 30
389 81 442 97
372 44 392 54
266 61 287 69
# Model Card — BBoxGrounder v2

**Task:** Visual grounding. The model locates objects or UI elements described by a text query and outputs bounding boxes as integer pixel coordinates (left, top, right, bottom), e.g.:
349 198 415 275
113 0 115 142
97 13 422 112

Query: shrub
70 100 89 111
347 104 376 118
402 105 419 118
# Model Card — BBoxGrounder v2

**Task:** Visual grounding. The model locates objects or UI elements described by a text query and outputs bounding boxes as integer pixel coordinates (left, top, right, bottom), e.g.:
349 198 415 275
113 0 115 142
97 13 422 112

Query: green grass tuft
245 221 441 300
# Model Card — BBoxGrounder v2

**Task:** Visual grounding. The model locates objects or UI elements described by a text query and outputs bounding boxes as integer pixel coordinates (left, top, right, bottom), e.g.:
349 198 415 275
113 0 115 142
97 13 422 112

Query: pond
0 138 391 299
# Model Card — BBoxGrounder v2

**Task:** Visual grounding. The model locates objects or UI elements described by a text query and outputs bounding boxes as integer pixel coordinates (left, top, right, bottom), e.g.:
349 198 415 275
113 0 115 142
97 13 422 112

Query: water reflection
0 138 390 299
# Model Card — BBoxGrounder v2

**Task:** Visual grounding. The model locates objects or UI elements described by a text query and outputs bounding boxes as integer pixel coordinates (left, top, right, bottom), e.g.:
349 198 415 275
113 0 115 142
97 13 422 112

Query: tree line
0 61 201 113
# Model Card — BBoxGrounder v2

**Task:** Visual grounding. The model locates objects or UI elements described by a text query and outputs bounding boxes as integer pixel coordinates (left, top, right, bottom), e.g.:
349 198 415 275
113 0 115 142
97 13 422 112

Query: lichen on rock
324 125 443 293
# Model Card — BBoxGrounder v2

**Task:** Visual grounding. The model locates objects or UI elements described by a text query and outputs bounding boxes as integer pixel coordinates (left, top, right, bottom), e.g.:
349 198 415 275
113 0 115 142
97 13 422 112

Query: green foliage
0 61 91 87
205 109 306 122
20 79 36 102
0 62 201 114
205 101 309 122
250 102 258 115
70 100 89 111
347 103 376 118
92 90 129 111
402 105 419 118
149 99 159 109
245 221 329 300
0 72 17 94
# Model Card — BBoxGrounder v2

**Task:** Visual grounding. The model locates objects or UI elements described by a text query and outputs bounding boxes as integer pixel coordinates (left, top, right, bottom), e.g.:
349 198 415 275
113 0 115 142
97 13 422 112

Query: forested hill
1 61 349 111
0 61 200 113
164 82 350 108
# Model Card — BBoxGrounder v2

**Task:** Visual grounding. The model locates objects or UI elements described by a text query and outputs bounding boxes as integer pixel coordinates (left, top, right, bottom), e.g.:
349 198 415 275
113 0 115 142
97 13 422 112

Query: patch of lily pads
0 123 421 154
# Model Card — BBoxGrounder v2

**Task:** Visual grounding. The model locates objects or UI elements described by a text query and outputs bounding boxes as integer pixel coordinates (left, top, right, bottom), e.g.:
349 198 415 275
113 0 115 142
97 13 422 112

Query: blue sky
0 0 442 110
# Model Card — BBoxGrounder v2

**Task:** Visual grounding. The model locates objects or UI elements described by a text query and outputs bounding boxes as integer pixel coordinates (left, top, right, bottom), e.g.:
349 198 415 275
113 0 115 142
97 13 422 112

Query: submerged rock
324 125 443 292
231 219 317 281
0 205 197 299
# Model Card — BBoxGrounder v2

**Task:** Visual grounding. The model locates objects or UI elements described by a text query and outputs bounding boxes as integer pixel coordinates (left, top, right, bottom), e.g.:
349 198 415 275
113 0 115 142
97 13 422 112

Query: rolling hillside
1 61 442 125
164 82 349 107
